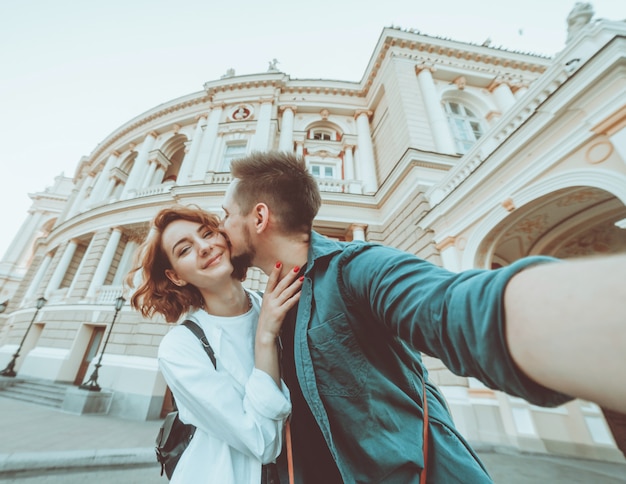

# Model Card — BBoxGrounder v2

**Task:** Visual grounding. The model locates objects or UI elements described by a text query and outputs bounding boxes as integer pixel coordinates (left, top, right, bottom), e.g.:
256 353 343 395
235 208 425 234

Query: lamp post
79 296 125 392
0 296 47 378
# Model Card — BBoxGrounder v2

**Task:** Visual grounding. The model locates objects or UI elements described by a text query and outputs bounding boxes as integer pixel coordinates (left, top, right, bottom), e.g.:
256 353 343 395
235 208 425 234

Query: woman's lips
202 253 222 269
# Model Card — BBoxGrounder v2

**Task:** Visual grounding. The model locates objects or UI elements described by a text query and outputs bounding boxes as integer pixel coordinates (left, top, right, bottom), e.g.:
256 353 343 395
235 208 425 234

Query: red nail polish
293 266 300 273
275 262 282 269
299 276 304 282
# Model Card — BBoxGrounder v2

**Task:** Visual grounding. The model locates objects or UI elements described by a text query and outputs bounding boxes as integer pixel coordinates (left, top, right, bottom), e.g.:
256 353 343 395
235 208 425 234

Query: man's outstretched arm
504 254 626 413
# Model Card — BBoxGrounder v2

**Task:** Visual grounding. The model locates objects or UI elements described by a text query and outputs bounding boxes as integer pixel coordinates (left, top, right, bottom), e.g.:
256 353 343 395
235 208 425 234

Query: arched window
444 101 484 154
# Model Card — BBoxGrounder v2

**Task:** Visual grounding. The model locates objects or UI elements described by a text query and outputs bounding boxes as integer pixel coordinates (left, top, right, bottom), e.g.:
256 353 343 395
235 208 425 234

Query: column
22 253 52 302
343 145 355 180
177 114 207 184
121 132 157 198
278 105 296 152
436 237 462 273
1 210 44 265
350 224 367 241
67 245 89 296
194 104 223 180
86 228 123 300
415 64 456 154
66 173 95 219
354 110 378 194
295 140 304 159
102 175 118 201
44 240 78 297
112 240 138 285
488 78 516 113
251 98 273 152
142 158 159 188
343 145 362 194
89 152 120 203
152 158 170 185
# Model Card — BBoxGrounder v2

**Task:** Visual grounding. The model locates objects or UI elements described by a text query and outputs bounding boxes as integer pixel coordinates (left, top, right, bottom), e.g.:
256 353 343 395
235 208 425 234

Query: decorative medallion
230 104 253 122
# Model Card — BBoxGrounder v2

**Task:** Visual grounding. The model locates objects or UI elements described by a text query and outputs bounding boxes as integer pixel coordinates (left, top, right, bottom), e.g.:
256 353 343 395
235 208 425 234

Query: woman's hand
255 262 303 385
256 262 303 344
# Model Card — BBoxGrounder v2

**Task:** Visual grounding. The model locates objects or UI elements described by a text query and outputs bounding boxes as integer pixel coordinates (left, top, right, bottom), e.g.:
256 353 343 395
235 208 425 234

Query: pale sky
1 0 624 256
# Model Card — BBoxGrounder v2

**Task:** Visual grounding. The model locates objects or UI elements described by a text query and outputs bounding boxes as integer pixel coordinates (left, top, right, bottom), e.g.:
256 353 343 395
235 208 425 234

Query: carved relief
501 198 516 212
452 76 466 90
504 214 549 241
585 141 613 164
556 189 603 207
229 104 254 122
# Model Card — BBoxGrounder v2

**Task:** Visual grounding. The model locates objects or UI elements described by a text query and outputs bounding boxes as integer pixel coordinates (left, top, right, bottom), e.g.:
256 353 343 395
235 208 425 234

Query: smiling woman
126 204 303 483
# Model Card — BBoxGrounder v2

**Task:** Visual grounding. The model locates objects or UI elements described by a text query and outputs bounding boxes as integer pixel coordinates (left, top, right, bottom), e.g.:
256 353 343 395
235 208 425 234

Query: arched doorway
477 186 626 268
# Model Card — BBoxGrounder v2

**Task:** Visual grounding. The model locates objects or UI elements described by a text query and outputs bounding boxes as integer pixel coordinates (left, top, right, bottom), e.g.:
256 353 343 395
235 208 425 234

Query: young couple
130 151 626 483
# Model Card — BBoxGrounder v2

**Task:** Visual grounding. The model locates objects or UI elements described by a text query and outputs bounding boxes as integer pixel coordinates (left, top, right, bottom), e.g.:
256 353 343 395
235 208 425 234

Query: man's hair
230 151 321 233
126 205 248 323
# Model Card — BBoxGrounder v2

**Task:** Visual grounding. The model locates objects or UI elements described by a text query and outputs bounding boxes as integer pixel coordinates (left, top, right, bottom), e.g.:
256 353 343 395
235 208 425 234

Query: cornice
88 94 210 165
359 27 552 98
82 26 606 186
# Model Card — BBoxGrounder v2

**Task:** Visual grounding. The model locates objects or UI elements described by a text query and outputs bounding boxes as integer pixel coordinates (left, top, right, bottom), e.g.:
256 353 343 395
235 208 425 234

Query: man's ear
253 203 270 234
165 269 186 287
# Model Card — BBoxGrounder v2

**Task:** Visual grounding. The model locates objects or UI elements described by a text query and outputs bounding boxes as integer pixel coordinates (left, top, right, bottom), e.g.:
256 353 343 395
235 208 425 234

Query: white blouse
158 291 291 484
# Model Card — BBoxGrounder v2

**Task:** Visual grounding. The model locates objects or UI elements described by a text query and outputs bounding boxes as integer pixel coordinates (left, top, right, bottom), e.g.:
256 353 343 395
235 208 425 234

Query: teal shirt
289 232 571 483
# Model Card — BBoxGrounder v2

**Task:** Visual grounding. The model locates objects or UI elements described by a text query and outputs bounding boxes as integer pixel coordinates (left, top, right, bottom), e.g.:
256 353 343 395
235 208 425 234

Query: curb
0 447 155 474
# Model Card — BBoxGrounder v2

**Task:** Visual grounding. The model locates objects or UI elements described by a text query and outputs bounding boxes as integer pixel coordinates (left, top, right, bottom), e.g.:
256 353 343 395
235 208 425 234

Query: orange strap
420 379 429 484
285 419 295 484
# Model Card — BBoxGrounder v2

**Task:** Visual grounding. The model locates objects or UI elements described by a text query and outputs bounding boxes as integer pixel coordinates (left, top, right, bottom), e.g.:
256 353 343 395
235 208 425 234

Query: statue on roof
566 2 594 42
267 58 280 72
221 68 236 79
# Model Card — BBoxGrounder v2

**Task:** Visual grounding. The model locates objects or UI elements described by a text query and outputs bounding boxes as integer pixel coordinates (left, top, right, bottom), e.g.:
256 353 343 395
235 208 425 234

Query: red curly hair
127 205 248 323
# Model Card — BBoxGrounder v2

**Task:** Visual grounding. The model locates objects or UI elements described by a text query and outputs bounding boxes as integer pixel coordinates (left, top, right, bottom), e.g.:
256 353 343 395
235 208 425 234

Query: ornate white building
1 3 624 463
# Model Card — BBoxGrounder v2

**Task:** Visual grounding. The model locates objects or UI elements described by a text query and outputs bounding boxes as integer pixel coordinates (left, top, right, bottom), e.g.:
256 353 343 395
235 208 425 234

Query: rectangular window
309 164 335 178
221 143 247 172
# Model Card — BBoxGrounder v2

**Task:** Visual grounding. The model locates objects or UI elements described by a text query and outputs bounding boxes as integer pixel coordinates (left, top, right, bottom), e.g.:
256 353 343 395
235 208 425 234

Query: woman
128 205 301 483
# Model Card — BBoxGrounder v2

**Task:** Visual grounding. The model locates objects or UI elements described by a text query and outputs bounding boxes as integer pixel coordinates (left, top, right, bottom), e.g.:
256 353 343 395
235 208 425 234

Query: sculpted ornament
230 104 253 122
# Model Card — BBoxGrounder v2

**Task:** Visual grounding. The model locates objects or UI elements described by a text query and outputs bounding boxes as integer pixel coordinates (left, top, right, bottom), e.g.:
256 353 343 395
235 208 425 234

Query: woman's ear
165 269 187 287
254 203 270 234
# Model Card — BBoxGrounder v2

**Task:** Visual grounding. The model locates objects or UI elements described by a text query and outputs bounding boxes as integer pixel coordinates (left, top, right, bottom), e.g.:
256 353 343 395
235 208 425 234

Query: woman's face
161 219 234 291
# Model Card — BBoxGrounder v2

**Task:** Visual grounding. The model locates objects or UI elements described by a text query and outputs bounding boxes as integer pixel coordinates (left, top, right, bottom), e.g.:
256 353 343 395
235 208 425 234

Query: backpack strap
182 320 216 369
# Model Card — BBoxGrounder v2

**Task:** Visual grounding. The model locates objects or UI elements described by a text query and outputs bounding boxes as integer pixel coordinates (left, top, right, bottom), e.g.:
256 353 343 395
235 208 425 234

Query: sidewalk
0 396 158 474
0 395 625 482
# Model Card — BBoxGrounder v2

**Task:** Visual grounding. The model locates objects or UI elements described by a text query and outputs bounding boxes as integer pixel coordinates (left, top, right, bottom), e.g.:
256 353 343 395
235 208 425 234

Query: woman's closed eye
178 245 191 256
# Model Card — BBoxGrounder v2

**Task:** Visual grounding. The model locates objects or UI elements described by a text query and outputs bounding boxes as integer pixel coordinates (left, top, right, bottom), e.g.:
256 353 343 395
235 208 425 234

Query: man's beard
230 225 256 270
231 251 253 273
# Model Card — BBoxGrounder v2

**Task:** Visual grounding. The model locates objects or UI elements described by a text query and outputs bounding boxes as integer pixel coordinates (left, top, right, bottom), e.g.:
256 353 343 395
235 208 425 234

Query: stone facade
0 5 624 463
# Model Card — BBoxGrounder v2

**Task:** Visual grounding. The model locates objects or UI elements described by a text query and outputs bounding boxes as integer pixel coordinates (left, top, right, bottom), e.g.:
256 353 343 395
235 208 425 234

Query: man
221 151 626 483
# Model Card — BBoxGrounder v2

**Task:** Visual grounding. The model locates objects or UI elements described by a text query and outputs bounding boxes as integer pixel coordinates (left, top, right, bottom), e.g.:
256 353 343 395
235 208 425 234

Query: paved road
0 395 623 483
0 452 624 483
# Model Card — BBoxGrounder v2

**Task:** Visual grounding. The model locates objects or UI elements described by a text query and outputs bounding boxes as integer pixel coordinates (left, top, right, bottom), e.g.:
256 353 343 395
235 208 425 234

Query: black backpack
155 320 216 479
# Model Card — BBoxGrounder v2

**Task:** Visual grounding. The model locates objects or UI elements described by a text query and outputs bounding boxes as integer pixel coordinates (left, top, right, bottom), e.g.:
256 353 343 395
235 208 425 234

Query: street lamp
0 296 47 377
79 296 125 392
